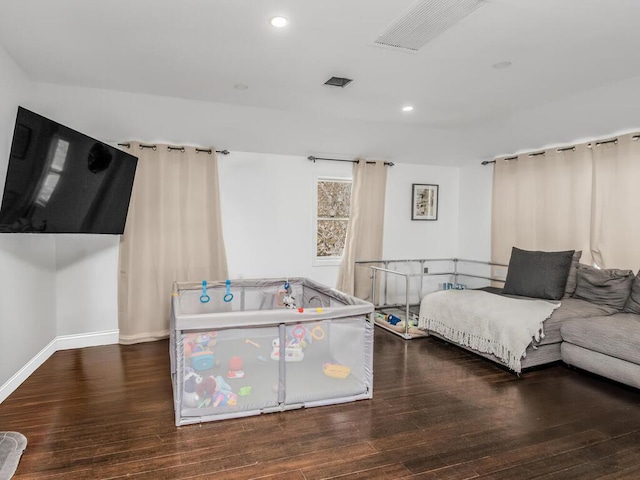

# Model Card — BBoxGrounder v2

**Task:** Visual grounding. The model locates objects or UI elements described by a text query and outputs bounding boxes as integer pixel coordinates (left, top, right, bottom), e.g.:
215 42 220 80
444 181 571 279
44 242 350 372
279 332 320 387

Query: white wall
55 236 119 336
219 152 460 286
0 46 57 395
383 164 459 260
457 164 492 261
219 151 351 286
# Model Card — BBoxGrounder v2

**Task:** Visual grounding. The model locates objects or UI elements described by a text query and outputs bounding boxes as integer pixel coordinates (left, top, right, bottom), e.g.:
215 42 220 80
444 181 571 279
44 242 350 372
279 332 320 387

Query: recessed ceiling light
402 105 414 112
492 61 512 69
234 83 248 91
270 16 289 28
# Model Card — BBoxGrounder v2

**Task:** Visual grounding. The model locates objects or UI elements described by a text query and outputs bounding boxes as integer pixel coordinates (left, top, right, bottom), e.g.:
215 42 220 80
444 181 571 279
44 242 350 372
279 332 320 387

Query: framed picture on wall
411 184 439 221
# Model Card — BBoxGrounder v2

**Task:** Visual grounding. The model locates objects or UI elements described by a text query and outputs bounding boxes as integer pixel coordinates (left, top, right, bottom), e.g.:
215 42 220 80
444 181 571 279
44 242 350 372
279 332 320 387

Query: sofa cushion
624 270 640 315
573 264 634 310
534 297 618 345
561 313 640 365
563 250 582 298
503 247 574 300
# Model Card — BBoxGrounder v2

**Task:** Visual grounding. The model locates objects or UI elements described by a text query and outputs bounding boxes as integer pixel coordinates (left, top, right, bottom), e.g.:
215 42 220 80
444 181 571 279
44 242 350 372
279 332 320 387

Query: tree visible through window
316 178 351 259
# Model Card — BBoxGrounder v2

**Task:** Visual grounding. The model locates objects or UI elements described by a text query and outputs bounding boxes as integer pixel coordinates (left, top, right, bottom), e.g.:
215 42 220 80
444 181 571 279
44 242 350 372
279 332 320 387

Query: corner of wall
0 330 119 404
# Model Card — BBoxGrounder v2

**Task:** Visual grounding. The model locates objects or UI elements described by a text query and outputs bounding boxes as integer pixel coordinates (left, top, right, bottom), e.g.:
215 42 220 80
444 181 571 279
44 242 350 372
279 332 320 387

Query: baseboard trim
56 330 120 351
0 338 57 404
0 330 119 403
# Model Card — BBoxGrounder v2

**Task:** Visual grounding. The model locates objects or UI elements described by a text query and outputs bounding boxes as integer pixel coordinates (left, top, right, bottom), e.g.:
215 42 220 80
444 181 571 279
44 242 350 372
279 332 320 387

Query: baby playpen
170 277 374 425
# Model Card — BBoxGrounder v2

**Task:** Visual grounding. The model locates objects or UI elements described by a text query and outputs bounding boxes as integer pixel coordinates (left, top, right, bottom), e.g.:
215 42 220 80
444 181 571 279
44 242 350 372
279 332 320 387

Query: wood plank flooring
1 329 640 479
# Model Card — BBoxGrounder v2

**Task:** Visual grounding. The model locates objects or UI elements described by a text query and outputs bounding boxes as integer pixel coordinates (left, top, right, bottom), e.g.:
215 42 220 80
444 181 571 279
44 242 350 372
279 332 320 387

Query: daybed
419 247 640 389
356 258 505 339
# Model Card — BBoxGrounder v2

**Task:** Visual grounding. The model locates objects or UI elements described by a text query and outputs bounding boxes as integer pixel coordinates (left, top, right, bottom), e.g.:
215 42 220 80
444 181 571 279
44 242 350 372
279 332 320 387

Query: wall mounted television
0 107 138 234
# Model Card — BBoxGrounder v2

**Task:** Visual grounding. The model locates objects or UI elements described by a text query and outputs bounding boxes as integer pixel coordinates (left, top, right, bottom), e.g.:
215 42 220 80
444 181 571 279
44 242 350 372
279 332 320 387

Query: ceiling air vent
373 0 488 52
324 76 353 88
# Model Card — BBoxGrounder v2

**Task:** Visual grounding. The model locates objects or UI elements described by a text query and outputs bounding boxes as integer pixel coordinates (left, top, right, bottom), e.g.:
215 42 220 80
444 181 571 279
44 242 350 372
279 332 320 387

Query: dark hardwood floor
1 329 640 479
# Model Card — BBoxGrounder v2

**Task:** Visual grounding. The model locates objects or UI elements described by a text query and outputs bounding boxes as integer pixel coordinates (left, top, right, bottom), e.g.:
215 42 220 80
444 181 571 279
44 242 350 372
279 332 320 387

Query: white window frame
313 174 352 267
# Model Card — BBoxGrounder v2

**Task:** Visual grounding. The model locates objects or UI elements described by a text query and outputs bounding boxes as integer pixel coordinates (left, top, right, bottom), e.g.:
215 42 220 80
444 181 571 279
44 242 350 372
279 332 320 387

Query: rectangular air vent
373 0 488 52
324 76 353 88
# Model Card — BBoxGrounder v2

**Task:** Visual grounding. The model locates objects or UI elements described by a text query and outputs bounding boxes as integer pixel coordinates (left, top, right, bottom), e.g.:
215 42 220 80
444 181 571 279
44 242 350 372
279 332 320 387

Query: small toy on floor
375 312 402 325
227 356 245 378
323 363 350 379
271 338 304 362
386 314 402 325
182 370 238 408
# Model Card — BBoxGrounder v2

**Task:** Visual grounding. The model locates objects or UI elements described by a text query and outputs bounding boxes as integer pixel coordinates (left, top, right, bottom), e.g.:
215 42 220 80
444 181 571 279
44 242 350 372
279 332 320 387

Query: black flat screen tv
0 107 138 234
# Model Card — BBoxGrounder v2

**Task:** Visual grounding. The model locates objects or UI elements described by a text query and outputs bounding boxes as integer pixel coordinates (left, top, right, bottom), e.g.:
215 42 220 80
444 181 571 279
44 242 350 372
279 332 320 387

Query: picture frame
411 184 439 221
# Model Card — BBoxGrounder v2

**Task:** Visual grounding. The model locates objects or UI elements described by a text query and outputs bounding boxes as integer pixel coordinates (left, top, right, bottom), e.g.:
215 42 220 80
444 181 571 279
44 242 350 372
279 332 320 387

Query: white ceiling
2 0 640 165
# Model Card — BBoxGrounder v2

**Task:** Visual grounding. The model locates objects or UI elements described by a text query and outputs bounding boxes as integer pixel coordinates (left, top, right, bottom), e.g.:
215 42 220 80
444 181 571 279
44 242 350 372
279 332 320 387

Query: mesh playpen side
170 278 374 425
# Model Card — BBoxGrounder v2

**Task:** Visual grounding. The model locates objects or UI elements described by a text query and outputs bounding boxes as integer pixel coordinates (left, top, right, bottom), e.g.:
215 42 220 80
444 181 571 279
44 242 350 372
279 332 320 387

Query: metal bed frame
355 258 508 339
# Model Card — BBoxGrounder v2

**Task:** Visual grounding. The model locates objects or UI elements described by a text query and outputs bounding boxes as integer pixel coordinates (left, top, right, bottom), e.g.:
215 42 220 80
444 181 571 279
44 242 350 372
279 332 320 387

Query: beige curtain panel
492 132 640 271
492 146 592 266
336 160 387 300
118 142 228 344
590 134 640 270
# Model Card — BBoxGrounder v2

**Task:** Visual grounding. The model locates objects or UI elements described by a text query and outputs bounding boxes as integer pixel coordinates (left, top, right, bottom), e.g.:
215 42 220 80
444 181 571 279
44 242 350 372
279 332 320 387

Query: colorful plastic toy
311 325 325 340
277 280 296 309
271 338 304 362
323 363 351 378
292 324 306 340
200 280 210 303
226 355 245 379
191 351 215 371
223 279 234 302
238 386 252 396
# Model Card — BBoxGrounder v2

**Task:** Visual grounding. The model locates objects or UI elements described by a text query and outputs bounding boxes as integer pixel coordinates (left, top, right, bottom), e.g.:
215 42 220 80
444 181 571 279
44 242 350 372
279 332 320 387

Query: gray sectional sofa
562 313 640 389
501 250 640 389
466 249 640 389
559 263 640 389
423 248 640 389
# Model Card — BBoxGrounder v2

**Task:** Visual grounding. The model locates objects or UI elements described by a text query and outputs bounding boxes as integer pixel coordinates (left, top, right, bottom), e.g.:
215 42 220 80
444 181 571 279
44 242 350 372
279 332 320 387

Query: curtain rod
481 133 640 166
308 156 394 167
117 143 229 155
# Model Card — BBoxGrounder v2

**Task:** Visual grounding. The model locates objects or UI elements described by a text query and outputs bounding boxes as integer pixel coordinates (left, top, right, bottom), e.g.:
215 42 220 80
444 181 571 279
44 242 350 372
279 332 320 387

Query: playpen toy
170 277 374 425
223 279 234 302
199 280 210 303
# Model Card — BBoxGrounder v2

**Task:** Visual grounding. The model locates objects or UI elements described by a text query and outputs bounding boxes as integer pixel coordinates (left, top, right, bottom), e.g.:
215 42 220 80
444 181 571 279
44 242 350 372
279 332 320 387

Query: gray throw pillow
573 264 635 310
563 250 582 298
503 247 575 300
623 270 640 314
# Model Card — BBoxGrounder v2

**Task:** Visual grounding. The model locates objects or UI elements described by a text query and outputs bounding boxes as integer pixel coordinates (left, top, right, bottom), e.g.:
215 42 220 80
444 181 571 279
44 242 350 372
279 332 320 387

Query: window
314 176 352 264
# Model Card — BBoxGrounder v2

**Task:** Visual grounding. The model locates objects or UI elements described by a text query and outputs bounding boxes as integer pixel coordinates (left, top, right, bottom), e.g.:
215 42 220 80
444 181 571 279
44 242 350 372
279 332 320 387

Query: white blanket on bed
418 290 560 373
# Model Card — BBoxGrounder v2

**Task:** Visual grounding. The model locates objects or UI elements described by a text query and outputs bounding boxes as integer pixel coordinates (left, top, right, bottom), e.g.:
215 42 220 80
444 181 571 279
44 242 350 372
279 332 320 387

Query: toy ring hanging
277 280 292 307
292 324 306 340
311 325 325 340
200 280 210 303
223 279 234 303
